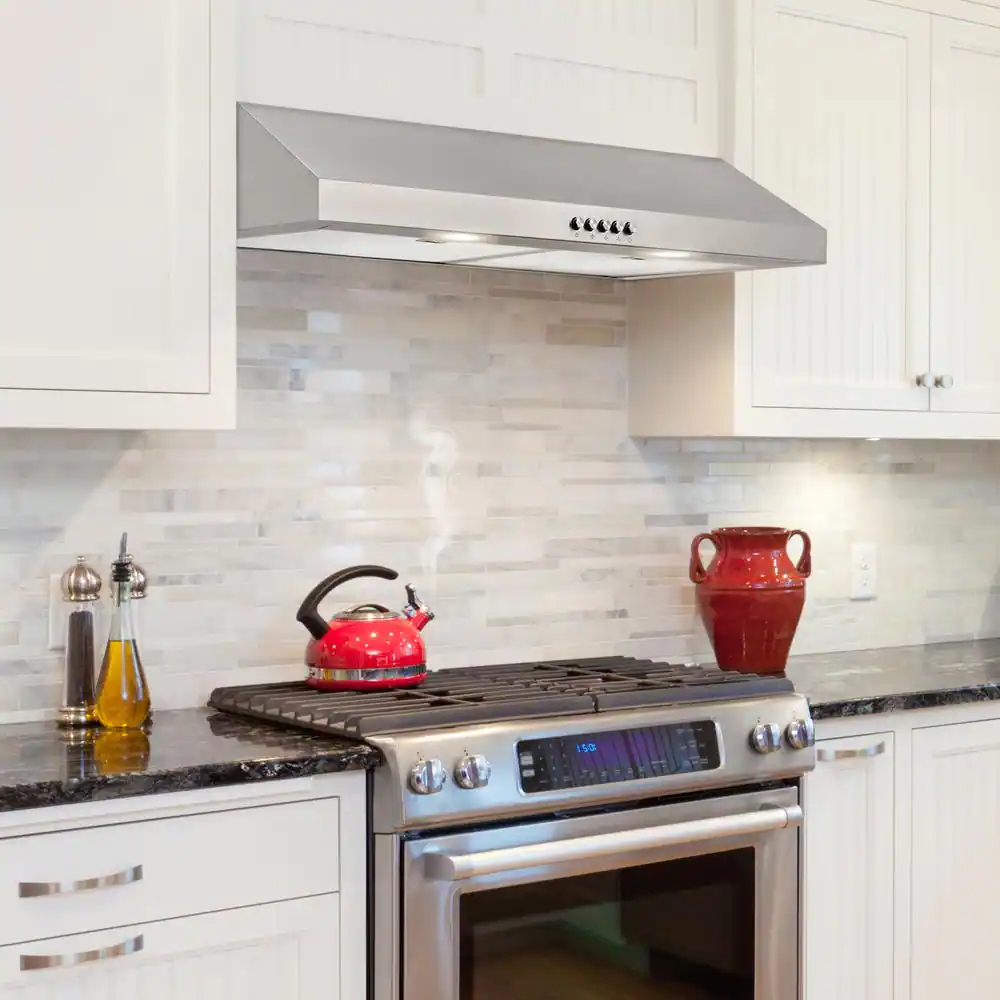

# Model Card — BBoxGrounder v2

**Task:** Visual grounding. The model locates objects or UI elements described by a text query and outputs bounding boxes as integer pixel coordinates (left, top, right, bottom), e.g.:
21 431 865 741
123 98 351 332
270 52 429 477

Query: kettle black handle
296 565 400 640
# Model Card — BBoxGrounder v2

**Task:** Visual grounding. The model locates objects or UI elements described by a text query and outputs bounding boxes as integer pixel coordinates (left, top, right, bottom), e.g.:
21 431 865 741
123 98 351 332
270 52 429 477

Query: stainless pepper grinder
58 557 102 728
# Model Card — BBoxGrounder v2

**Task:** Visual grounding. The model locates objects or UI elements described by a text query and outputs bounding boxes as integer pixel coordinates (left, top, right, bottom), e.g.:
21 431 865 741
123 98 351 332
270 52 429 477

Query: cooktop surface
209 657 794 737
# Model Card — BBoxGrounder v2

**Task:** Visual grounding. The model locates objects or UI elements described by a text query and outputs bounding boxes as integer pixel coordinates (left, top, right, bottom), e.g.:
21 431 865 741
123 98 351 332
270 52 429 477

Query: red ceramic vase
689 526 811 676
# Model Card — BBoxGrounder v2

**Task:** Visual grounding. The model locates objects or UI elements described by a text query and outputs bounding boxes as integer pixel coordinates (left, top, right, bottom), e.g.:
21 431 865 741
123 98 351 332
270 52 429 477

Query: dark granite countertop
0 708 381 813
786 639 1000 719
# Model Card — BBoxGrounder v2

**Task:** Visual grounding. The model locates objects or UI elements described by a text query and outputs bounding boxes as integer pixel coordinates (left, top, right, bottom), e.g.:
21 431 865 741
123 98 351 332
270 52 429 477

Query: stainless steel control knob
785 717 816 750
454 754 492 789
749 722 782 754
409 758 447 795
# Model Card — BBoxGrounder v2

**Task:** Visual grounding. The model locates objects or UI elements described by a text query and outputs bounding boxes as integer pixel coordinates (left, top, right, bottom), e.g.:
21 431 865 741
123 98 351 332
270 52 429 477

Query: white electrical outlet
850 543 878 601
48 574 66 650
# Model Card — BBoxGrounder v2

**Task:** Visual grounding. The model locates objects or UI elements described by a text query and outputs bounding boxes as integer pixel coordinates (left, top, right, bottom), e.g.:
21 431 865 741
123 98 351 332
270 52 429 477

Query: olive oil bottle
95 534 150 729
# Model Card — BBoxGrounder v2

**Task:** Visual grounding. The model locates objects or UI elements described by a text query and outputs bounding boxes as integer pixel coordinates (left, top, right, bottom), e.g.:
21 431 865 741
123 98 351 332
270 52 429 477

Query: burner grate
209 658 793 737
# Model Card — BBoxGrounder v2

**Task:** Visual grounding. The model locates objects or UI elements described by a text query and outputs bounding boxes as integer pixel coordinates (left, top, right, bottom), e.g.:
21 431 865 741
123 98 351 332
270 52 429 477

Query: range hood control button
569 216 583 231
622 221 634 236
596 219 608 233
609 221 621 234
583 218 595 232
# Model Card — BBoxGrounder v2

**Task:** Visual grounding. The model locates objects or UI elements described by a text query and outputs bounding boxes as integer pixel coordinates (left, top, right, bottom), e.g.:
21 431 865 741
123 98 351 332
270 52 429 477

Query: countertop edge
809 682 1000 720
0 745 383 815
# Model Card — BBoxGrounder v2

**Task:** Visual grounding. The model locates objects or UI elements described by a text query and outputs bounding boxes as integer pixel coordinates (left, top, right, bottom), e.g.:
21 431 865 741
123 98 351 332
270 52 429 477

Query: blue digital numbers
575 742 598 754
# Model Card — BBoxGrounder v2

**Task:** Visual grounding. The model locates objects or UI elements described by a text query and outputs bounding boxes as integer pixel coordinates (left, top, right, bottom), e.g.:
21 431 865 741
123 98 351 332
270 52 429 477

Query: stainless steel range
211 657 816 1000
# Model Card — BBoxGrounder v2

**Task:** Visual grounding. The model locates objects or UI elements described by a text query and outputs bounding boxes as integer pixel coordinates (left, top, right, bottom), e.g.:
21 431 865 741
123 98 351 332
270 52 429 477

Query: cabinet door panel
929 19 1000 414
0 1 211 394
237 0 721 155
803 733 894 1000
0 896 337 999
912 719 1000 997
751 0 931 411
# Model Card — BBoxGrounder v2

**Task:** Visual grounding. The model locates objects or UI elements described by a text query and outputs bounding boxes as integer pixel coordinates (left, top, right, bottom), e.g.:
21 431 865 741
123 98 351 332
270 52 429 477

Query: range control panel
517 720 720 793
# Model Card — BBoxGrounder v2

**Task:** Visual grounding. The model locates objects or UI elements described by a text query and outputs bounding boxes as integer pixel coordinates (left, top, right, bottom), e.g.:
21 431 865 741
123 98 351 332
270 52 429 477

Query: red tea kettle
295 565 434 691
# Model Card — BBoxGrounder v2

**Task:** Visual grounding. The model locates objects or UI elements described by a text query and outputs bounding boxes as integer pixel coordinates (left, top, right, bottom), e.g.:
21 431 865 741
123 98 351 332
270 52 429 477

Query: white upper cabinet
0 1 235 429
928 18 1000 414
750 0 931 413
237 0 723 155
629 0 1000 438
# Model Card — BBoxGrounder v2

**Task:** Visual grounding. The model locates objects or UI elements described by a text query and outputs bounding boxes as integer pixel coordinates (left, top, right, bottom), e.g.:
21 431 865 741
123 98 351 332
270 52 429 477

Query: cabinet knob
915 373 933 388
934 374 954 389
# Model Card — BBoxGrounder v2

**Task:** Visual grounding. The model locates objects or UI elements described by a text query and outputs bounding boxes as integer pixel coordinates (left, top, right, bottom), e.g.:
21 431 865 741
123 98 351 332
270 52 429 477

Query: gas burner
209 657 792 737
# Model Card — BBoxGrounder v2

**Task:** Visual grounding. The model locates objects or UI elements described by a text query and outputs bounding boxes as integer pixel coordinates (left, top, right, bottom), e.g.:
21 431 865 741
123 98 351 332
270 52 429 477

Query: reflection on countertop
0 708 380 814
786 639 1000 719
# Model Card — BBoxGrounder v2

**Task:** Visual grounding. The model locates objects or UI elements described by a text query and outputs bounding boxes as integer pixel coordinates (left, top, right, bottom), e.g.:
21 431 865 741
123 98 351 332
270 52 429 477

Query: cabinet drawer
0 796 338 946
0 894 335 993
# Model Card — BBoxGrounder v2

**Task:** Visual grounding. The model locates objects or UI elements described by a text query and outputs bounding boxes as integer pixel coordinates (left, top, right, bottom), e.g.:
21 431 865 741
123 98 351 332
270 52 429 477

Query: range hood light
437 232 484 243
416 232 485 245
650 250 694 259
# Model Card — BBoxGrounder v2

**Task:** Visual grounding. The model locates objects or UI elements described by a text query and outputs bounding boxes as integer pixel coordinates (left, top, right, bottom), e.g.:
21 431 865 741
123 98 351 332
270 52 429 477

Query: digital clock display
517 721 720 793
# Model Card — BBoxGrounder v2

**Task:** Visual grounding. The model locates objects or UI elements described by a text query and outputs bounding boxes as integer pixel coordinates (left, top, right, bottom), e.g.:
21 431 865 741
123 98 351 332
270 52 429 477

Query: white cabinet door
0 1 235 428
0 895 337 999
911 719 1000 998
928 18 1000 414
237 0 722 155
750 0 931 411
803 733 894 1000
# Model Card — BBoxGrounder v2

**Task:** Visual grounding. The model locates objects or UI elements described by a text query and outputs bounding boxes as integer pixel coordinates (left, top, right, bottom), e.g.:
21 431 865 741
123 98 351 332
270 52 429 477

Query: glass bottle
95 534 151 729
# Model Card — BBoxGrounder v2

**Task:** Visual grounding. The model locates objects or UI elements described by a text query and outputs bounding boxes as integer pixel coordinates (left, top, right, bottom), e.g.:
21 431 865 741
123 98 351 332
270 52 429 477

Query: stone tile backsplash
2 249 1000 719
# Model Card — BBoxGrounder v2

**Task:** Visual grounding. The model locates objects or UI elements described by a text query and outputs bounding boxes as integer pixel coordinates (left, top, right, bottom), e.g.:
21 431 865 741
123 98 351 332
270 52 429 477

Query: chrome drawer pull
817 741 886 762
20 933 144 971
19 864 143 898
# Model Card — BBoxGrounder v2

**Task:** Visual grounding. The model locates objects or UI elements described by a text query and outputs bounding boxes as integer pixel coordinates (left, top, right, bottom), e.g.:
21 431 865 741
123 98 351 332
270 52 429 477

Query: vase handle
689 532 718 584
788 529 812 577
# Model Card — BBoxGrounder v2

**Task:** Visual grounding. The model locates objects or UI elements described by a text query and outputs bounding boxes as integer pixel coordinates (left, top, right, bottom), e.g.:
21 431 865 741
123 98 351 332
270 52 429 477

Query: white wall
1 249 998 719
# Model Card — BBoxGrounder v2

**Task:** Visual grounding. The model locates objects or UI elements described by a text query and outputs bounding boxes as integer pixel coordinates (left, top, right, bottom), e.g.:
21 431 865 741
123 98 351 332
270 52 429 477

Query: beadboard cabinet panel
0 896 336 999
911 719 1000 998
803 734 894 1000
750 0 931 412
0 0 235 429
236 0 722 155
928 18 1000 414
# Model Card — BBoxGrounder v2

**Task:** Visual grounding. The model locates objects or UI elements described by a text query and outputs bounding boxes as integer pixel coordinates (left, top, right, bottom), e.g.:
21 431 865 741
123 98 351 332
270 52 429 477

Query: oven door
395 785 800 1000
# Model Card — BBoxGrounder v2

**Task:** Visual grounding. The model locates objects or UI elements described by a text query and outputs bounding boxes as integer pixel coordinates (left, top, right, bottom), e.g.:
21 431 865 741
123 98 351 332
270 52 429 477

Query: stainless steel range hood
237 104 826 279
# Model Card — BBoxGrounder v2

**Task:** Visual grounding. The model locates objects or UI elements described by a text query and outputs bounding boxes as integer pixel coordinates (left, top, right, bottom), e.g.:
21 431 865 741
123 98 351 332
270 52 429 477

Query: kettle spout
403 584 435 632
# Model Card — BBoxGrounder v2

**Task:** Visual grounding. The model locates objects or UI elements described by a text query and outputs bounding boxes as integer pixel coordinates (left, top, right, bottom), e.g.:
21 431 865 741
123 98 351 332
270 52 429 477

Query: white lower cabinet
0 895 335 999
911 719 1000 998
803 733 895 1000
0 774 366 1000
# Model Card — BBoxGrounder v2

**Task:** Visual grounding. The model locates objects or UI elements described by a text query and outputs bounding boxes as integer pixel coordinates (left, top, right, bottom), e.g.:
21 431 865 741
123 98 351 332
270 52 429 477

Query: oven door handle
425 804 803 881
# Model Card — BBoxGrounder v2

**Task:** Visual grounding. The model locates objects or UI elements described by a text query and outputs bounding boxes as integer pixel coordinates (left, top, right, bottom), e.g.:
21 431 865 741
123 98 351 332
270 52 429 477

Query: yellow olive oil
95 638 150 729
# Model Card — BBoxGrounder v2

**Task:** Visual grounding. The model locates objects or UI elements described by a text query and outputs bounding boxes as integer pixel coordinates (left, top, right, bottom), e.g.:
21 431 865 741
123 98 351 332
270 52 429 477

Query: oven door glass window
458 848 755 1000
